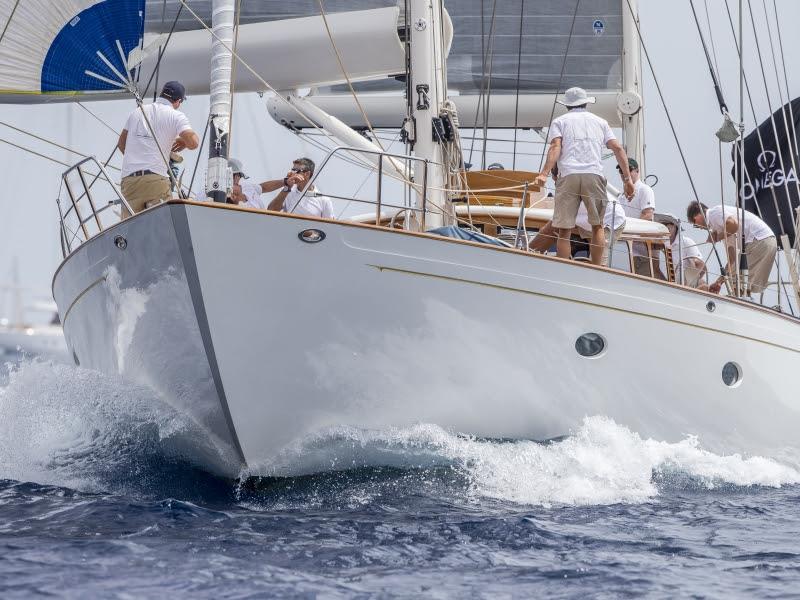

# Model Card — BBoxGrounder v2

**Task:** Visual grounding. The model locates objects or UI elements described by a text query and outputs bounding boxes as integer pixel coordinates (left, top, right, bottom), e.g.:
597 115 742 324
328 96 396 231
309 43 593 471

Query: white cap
228 158 248 178
557 87 596 107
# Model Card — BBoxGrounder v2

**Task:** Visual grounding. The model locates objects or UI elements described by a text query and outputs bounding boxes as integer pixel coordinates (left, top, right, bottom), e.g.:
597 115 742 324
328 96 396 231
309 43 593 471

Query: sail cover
734 97 800 246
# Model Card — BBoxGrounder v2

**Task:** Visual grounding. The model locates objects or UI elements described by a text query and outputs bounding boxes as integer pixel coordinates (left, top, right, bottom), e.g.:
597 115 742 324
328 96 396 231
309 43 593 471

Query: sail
0 0 145 100
144 0 624 95
734 97 800 246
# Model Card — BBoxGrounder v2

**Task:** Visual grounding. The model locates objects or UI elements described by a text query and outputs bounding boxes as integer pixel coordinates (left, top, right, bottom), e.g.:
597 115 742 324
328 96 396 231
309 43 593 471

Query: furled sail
143 0 624 95
0 0 145 100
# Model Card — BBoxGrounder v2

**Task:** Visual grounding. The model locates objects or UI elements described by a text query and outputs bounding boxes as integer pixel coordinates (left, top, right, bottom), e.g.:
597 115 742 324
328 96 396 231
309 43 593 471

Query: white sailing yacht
2 0 799 477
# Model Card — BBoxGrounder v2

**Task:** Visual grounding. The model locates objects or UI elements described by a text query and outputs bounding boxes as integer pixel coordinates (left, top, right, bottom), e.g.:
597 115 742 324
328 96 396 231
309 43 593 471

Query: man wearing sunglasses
266 157 334 219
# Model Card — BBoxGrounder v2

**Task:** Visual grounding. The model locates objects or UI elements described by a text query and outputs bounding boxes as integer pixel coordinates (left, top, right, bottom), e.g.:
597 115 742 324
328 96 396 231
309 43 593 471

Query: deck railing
57 157 132 257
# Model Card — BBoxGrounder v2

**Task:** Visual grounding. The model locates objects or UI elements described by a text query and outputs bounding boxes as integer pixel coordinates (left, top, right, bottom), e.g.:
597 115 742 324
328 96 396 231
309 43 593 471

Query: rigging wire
480 2 499 170
316 0 385 152
689 0 729 114
227 0 242 154
771 0 800 160
511 0 525 170
187 115 212 199
623 0 728 279
172 1 404 185
0 137 72 168
467 0 498 168
703 0 723 80
537 0 581 171
152 0 169 101
720 0 791 238
745 0 800 238
0 0 20 45
75 102 120 136
0 120 121 170
141 3 185 99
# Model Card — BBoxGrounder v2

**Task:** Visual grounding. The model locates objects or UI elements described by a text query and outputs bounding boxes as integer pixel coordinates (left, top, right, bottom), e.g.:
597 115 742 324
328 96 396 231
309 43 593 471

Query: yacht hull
53 202 800 476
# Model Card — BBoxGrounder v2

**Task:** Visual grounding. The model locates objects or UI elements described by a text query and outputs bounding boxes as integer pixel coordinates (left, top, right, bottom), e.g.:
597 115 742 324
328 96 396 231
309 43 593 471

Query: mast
620 0 644 169
206 0 235 203
408 0 448 230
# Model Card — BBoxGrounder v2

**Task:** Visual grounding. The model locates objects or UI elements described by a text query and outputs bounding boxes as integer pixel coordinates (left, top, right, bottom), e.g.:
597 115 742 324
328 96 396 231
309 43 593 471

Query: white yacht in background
0 264 68 363
2 0 799 477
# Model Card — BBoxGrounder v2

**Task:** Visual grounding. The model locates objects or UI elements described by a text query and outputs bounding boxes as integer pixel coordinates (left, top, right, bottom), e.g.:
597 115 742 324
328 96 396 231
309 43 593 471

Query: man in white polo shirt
117 81 199 217
535 87 635 265
615 157 658 277
228 158 269 207
660 215 707 290
687 201 776 295
267 157 334 219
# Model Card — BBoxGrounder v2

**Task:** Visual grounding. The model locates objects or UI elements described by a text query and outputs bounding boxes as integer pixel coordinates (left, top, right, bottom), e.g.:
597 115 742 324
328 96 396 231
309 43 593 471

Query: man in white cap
534 87 635 265
228 158 267 207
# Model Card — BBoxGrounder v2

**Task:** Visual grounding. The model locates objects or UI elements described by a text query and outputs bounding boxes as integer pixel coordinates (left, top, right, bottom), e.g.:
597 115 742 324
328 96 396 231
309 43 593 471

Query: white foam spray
256 416 800 506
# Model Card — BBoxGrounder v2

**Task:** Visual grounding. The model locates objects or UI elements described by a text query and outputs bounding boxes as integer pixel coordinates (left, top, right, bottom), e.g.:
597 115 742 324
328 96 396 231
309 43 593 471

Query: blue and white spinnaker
0 0 144 101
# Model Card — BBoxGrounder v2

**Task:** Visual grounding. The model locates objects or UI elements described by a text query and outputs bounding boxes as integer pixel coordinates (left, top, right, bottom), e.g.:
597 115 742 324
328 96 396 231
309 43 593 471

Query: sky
1 0 798 318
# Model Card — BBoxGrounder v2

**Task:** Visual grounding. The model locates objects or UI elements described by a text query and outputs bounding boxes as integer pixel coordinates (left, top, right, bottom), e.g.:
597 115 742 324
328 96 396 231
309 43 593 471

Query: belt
127 170 158 177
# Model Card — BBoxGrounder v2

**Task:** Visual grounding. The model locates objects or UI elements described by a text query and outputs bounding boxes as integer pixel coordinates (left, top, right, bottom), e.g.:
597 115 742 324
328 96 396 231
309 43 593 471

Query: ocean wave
249 417 800 507
0 360 236 498
1 361 798 506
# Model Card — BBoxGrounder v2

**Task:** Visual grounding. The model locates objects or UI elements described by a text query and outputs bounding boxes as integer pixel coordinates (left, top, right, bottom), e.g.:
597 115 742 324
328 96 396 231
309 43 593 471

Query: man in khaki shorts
535 87 635 265
117 81 199 217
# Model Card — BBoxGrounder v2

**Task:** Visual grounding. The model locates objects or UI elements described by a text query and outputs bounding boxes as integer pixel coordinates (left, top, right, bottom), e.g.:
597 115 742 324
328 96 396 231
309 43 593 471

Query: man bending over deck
687 202 776 296
534 87 635 265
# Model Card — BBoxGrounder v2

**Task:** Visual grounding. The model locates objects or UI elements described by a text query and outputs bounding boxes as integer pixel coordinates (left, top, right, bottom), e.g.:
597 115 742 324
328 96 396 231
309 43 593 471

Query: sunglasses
291 167 310 173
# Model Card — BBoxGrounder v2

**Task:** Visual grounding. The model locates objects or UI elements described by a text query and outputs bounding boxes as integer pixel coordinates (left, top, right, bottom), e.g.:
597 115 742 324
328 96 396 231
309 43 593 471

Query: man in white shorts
687 201 776 295
535 87 635 265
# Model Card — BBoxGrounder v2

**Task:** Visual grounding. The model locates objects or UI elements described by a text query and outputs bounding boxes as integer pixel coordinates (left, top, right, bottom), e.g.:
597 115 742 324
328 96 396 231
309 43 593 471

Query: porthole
298 229 325 243
722 362 742 387
575 333 606 358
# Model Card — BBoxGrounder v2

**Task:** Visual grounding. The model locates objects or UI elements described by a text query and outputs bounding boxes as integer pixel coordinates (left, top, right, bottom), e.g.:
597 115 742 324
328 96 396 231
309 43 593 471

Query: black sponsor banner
733 97 800 246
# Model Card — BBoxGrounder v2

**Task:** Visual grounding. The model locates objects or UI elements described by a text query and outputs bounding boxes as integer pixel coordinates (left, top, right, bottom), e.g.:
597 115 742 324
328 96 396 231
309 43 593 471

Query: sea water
1 360 799 598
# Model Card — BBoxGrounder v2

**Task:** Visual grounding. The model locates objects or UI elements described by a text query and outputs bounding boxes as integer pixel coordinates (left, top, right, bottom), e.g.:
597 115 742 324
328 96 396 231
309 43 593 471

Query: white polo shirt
547 108 616 177
575 200 626 231
240 181 266 209
283 185 334 219
121 98 192 178
705 205 774 243
618 180 655 219
671 234 703 268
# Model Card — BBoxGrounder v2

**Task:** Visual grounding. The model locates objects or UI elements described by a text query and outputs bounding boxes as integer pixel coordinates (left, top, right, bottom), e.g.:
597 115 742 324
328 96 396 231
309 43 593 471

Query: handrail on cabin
57 157 131 257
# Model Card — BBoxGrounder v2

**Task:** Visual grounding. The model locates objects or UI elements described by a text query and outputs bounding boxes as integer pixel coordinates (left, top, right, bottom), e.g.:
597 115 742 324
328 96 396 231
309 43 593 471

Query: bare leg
556 228 572 260
529 222 557 253
589 224 606 265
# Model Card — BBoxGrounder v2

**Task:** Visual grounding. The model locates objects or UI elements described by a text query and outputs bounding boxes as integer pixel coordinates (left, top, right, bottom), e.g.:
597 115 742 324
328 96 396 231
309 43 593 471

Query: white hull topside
53 202 800 477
